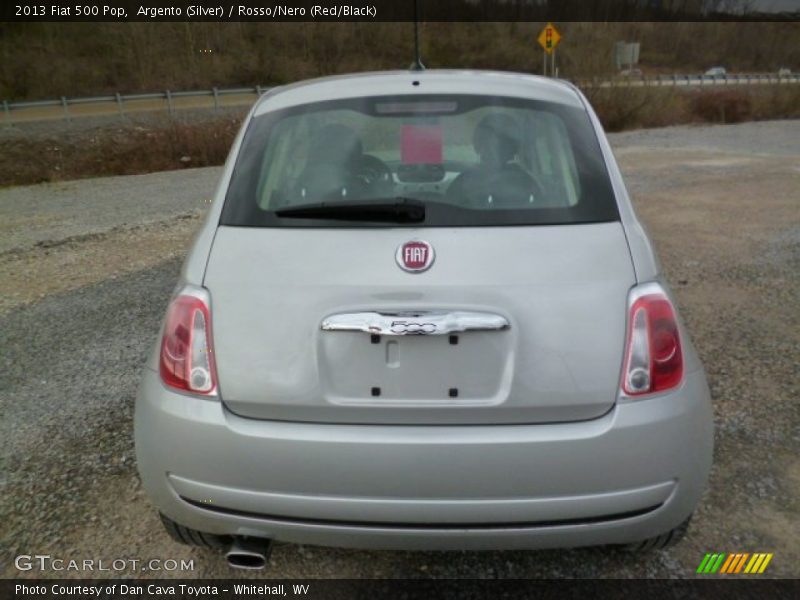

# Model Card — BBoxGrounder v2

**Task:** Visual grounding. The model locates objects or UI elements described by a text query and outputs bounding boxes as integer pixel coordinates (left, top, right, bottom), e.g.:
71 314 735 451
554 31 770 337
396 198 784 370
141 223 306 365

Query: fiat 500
135 70 713 569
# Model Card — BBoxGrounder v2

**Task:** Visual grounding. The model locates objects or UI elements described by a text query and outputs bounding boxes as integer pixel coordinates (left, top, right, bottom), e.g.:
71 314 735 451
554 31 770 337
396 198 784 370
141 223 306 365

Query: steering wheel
354 155 393 192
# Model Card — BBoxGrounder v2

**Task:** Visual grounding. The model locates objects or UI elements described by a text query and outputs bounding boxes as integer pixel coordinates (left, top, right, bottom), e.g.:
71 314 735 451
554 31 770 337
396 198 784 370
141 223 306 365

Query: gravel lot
0 168 220 254
1 121 798 579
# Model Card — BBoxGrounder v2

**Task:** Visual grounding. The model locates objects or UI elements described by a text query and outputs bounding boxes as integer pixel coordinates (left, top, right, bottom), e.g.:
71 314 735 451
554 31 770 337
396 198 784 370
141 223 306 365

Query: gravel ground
1 121 798 579
0 168 220 254
609 120 800 156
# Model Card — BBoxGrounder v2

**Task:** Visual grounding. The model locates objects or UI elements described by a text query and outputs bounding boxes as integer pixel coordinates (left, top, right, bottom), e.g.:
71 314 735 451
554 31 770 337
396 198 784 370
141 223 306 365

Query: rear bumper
135 368 713 550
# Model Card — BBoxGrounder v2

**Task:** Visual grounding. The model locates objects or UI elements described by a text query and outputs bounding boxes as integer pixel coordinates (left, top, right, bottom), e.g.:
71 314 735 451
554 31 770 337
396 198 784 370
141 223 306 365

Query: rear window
221 94 618 227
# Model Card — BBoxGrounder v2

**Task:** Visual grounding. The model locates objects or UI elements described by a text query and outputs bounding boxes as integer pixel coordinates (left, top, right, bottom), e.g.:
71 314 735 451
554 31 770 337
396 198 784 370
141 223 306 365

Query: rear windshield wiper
274 198 425 223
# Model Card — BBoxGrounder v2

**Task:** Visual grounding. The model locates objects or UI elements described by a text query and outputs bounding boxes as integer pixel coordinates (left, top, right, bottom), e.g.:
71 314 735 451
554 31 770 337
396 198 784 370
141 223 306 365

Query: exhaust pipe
225 537 272 570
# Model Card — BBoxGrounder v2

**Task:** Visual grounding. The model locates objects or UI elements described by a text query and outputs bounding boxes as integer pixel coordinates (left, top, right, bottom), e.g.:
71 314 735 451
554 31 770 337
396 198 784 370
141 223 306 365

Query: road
4 74 798 124
1 121 799 579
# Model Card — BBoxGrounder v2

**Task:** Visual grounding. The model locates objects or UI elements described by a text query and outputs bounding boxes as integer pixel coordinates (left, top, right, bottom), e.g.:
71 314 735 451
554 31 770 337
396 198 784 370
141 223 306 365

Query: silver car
135 70 713 569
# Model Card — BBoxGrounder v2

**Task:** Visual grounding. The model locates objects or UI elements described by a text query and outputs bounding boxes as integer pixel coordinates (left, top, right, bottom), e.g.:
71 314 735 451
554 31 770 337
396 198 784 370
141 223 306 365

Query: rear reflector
159 289 217 395
622 284 683 396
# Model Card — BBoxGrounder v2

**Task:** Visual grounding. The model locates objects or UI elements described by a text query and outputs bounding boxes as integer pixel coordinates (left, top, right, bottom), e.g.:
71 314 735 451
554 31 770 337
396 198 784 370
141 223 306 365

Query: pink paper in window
401 124 443 164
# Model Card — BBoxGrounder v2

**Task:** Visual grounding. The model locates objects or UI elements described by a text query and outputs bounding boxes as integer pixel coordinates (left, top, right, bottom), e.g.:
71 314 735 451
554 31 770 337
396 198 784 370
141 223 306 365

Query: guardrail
574 72 800 89
2 85 272 124
3 73 799 124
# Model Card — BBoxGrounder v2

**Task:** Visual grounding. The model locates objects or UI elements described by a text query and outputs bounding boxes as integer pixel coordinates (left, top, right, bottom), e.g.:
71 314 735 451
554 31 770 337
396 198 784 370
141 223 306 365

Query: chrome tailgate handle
321 311 509 336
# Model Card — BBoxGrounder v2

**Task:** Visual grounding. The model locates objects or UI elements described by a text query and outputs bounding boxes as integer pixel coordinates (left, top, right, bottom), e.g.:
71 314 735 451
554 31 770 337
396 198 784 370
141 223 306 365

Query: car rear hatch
203 223 635 425
204 85 633 425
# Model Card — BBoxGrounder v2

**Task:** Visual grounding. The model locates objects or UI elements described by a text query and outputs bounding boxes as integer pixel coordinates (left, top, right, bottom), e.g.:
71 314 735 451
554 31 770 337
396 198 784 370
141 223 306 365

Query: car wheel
159 513 230 549
622 515 692 552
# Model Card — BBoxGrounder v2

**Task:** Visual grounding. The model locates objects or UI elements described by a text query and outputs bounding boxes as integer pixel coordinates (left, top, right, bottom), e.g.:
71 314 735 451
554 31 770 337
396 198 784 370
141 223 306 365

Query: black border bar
4 578 800 600
3 0 799 22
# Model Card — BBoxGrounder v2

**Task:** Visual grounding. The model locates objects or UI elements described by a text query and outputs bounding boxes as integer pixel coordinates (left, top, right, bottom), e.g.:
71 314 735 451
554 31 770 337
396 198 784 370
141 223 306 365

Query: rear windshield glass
221 94 618 227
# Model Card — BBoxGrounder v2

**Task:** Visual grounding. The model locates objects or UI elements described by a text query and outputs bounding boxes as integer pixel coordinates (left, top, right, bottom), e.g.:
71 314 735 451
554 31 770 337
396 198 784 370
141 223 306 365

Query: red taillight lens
159 292 217 395
622 287 683 396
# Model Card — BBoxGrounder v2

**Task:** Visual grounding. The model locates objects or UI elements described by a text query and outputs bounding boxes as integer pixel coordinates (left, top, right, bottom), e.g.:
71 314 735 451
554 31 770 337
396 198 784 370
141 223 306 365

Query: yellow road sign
537 22 562 55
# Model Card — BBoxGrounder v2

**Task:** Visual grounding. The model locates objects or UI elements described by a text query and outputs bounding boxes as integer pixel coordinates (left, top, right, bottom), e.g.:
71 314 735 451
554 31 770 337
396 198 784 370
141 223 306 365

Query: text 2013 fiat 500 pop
135 70 713 569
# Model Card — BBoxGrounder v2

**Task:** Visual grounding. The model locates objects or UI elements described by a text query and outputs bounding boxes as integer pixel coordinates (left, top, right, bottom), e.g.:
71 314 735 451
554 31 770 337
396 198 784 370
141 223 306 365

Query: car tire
622 515 692 552
159 513 230 549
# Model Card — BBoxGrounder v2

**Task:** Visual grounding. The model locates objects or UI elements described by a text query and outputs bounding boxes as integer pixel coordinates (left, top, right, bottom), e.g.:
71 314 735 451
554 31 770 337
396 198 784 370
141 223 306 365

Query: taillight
159 288 217 395
621 284 683 396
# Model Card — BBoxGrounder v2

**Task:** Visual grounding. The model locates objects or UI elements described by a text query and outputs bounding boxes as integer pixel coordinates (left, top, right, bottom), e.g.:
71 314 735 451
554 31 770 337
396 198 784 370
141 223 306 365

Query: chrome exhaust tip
225 537 272 570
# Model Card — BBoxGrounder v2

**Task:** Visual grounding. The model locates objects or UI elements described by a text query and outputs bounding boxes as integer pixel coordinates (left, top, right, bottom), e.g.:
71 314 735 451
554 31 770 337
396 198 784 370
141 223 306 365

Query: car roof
253 70 584 116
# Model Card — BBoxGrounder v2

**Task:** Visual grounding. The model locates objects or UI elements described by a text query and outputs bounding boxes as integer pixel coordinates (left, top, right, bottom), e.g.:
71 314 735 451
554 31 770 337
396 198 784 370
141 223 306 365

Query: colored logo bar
697 552 773 574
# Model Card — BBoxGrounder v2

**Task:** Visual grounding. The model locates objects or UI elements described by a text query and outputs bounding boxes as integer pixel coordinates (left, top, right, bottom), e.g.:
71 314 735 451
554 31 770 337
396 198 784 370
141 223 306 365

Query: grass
2 85 799 187
0 115 243 187
587 84 800 132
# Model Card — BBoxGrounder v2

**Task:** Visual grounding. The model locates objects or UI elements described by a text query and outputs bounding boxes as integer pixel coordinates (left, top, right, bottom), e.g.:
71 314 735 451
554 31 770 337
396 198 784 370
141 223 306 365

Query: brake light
159 290 217 395
622 285 683 396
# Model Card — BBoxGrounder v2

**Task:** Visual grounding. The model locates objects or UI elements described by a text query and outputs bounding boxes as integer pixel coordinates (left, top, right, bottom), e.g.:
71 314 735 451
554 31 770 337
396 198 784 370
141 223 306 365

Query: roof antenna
410 0 425 71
